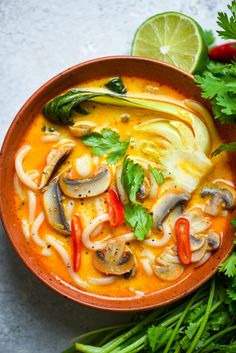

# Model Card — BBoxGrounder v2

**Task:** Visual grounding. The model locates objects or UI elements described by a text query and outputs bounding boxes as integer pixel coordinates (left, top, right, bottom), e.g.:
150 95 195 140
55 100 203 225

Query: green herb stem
96 328 127 347
163 290 200 353
73 323 134 344
199 325 236 351
117 335 147 353
75 342 102 353
186 279 215 353
101 310 160 353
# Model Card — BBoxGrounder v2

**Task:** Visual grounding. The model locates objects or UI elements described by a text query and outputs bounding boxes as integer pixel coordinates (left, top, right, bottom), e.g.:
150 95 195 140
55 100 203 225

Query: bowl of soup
0 56 235 311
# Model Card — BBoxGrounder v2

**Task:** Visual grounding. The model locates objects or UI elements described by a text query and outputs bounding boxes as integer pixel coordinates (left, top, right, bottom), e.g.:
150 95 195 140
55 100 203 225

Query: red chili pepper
175 217 191 265
209 42 236 62
71 215 83 272
107 187 124 228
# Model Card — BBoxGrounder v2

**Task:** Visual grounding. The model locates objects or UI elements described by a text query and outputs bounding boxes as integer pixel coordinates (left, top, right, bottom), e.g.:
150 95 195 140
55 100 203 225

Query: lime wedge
131 12 208 73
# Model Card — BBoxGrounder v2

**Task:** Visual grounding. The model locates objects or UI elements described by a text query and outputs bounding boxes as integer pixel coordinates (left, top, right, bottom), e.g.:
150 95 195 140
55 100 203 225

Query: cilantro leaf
195 62 236 124
217 1 236 40
231 218 236 228
209 310 230 331
203 29 216 47
187 304 207 323
104 77 127 94
219 252 236 277
184 322 199 340
124 203 153 240
147 325 173 352
212 142 236 157
81 128 129 164
227 285 236 301
149 165 164 184
121 157 144 204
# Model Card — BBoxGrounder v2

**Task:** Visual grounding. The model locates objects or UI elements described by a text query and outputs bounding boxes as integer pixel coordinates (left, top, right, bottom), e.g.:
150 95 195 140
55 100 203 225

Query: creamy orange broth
14 76 234 297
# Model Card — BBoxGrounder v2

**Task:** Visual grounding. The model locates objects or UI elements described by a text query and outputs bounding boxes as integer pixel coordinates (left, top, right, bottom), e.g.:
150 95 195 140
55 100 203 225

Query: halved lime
131 12 208 73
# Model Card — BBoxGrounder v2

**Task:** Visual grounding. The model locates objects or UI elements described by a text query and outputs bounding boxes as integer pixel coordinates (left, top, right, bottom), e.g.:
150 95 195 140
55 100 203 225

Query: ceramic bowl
0 56 235 311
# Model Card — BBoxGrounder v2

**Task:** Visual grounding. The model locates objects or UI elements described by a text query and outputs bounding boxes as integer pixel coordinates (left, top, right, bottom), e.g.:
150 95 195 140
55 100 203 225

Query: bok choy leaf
43 89 213 155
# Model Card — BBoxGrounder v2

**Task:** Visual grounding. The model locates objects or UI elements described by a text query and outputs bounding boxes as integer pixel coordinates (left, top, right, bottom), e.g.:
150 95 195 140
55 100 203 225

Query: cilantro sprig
121 156 144 204
195 61 236 125
81 128 129 164
219 252 236 277
217 1 236 40
195 1 236 132
121 157 153 240
203 29 216 48
124 203 153 241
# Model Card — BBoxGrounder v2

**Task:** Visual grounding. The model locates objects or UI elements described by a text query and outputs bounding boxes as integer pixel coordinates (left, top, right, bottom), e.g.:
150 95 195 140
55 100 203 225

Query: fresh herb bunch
196 1 236 156
81 128 129 164
195 61 236 124
63 220 236 351
62 279 236 353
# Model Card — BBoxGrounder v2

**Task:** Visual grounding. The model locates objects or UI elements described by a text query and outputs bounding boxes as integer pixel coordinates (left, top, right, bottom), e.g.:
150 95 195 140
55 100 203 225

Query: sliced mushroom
152 188 191 229
154 263 184 281
93 239 135 276
190 234 206 252
39 139 75 189
200 185 236 216
69 121 96 137
137 176 150 200
195 252 212 268
59 165 111 198
123 265 137 279
184 208 211 234
207 231 221 251
43 178 70 235
191 239 208 263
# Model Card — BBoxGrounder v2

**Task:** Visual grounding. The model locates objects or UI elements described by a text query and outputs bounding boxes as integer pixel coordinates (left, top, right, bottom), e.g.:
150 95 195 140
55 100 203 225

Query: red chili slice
71 215 83 272
175 217 191 265
107 187 124 228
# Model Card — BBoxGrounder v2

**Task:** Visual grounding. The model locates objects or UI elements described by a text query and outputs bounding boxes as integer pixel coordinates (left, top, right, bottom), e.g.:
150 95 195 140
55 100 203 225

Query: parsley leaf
124 203 153 241
149 165 164 184
104 77 127 94
219 252 236 277
81 128 129 164
121 157 144 204
212 142 236 157
217 1 236 40
203 29 216 47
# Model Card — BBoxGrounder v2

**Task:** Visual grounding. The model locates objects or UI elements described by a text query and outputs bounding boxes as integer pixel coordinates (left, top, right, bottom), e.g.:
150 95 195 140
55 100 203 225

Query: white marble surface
0 0 229 352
